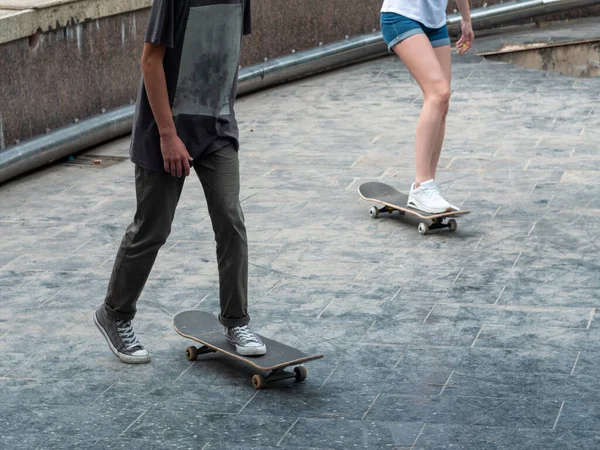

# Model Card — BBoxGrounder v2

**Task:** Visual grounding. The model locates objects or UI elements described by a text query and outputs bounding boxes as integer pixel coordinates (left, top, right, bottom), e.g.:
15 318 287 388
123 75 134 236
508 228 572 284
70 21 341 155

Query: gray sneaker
225 325 267 356
94 306 151 364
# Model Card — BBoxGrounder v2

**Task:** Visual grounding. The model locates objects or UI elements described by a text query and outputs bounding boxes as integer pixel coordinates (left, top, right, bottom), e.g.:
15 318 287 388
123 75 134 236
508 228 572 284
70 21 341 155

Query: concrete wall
1 0 599 150
0 12 146 150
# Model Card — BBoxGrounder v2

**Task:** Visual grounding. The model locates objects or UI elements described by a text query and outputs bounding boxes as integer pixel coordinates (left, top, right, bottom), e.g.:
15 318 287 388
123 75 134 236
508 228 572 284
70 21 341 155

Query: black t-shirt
130 0 252 171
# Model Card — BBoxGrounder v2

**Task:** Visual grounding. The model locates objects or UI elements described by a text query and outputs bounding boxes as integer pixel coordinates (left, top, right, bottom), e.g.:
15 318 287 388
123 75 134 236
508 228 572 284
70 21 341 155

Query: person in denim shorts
380 0 474 213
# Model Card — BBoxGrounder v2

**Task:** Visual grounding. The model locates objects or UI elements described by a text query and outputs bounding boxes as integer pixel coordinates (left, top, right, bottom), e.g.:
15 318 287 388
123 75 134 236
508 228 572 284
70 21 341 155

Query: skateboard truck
175 310 322 389
369 205 405 218
370 206 457 235
418 218 458 235
361 182 469 236
251 366 308 389
184 344 309 389
186 345 216 359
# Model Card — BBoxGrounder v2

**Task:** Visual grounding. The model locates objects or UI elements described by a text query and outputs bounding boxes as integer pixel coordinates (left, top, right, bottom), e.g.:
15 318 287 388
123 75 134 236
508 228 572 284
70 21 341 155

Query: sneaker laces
421 183 445 202
232 325 259 344
116 320 142 350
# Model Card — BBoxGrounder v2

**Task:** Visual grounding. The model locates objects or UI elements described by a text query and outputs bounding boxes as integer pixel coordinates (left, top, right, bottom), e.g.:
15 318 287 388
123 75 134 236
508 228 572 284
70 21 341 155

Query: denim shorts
380 12 451 52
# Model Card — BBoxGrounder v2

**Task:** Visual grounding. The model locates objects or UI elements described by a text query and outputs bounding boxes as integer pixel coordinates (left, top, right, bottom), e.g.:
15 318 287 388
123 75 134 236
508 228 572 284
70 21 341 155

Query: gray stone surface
473 16 600 54
1 34 600 449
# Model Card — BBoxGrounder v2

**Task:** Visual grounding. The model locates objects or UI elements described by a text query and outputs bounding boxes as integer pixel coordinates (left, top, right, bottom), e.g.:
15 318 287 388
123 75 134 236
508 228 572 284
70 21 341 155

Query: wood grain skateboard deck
358 181 471 235
173 310 324 389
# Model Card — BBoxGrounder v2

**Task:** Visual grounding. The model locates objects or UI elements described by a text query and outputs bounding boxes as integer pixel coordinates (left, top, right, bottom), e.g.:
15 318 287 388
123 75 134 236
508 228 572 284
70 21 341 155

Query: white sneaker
408 179 457 214
432 181 460 211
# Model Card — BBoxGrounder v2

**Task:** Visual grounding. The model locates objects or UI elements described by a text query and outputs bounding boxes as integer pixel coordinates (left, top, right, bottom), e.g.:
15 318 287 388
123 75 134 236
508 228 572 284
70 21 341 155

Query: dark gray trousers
103 144 250 328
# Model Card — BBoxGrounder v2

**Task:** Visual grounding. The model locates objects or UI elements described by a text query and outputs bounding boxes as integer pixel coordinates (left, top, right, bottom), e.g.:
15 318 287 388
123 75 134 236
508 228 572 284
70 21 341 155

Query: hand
456 20 474 54
160 131 193 177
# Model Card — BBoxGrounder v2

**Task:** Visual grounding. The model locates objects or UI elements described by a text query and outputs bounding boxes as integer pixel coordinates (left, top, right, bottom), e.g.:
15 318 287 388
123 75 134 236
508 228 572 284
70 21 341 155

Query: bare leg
430 45 452 179
392 35 451 186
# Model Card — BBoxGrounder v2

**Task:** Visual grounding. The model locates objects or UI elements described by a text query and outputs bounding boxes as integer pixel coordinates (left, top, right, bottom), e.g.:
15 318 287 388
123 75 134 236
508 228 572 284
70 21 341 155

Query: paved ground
2 24 600 449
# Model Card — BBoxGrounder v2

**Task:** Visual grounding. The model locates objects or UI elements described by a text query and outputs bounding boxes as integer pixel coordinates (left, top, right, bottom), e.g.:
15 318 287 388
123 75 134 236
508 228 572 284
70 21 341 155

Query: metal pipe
0 107 134 184
237 34 386 96
447 0 600 35
1 0 598 184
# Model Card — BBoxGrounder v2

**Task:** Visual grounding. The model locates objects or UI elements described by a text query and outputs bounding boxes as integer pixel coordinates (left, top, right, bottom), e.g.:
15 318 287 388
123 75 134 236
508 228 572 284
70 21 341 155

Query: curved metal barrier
1 0 598 184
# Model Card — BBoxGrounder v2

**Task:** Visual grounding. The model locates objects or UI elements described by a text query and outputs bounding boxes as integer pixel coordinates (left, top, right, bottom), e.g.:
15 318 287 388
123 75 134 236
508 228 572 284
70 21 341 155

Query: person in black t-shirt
94 0 267 364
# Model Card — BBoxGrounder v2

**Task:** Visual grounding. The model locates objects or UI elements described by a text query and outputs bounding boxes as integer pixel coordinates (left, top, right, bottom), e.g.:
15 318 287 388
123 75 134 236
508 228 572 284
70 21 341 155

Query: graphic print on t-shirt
172 4 242 118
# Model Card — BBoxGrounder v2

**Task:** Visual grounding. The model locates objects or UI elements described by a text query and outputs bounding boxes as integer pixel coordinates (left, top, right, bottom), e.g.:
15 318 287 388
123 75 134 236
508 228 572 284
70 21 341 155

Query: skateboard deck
173 310 324 389
358 181 470 235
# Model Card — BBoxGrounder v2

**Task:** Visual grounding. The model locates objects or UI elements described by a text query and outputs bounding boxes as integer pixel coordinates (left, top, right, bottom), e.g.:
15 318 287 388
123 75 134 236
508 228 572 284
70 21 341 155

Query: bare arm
455 0 474 54
455 0 472 23
141 43 176 136
141 42 192 177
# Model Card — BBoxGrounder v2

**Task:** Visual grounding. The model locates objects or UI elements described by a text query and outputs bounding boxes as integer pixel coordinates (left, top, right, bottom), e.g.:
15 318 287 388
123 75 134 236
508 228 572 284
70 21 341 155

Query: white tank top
381 0 448 29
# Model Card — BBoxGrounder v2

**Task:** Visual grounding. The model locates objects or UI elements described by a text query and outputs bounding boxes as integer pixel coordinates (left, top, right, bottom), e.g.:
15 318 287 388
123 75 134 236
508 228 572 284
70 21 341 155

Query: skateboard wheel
185 346 199 362
448 219 458 232
294 366 308 382
252 374 266 389
369 206 379 219
418 223 429 235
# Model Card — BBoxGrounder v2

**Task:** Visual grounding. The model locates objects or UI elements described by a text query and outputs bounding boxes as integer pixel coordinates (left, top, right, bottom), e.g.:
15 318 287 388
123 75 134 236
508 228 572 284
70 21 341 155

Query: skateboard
173 310 324 389
358 181 471 235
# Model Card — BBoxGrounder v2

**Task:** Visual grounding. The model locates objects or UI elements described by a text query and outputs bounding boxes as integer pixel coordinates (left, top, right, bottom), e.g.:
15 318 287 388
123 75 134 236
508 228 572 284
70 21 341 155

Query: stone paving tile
2 20 600 448
36 436 204 450
415 425 600 450
203 447 333 450
90 381 257 414
0 253 107 272
396 284 507 305
0 269 38 287
570 350 600 378
280 418 424 449
137 283 215 316
425 304 593 329
396 346 579 376
499 283 600 308
443 372 600 402
0 404 144 440
0 435 42 450
0 378 116 407
474 326 596 352
0 350 28 374
313 343 408 369
240 389 378 421
0 252 19 269
362 320 481 347
3 343 128 382
365 394 561 428
123 411 295 447
555 402 600 431
322 365 453 397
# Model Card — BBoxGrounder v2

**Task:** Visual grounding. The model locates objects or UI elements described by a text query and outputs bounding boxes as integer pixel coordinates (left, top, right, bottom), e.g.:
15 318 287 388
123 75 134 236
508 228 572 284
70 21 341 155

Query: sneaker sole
226 338 267 356
408 198 453 214
235 344 267 356
93 312 151 364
